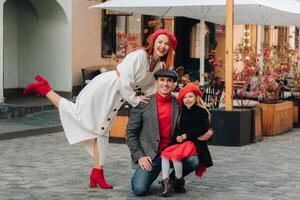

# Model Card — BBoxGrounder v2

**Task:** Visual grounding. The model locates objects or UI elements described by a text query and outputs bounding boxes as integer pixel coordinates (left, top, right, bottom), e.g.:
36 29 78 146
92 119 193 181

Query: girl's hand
176 136 183 143
138 95 150 104
181 134 187 140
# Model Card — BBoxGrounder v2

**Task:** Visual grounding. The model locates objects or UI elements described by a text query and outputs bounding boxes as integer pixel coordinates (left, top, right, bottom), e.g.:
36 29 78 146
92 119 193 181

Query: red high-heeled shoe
90 168 113 189
23 75 52 96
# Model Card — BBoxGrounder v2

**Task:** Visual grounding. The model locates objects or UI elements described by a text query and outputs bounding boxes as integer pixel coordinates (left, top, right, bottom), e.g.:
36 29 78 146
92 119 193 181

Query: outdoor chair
203 79 224 109
81 67 101 86
188 71 200 82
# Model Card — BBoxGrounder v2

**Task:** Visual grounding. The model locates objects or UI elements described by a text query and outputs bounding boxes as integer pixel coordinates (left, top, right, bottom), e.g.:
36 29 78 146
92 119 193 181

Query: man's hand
138 156 152 171
198 128 214 141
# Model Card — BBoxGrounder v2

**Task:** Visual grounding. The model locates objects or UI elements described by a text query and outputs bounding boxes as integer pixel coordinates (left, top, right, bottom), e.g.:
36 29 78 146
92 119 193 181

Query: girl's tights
161 157 183 179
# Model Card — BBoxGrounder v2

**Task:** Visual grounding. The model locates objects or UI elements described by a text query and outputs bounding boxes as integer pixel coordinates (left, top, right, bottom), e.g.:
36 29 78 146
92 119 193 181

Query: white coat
58 49 161 164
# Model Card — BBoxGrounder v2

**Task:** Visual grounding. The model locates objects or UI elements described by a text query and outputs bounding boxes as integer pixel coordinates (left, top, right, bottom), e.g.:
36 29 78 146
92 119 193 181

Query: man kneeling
126 69 213 196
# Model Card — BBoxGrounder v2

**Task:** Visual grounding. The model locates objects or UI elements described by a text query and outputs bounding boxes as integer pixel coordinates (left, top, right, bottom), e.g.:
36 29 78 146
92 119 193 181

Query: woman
24 29 177 189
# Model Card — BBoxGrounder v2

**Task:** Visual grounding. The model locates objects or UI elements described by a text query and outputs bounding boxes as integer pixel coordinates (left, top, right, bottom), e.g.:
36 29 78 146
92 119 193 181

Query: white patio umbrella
91 0 300 86
91 0 300 26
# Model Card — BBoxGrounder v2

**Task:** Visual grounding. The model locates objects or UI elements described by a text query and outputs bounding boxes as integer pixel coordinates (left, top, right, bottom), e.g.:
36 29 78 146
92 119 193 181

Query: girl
160 83 213 196
23 29 177 189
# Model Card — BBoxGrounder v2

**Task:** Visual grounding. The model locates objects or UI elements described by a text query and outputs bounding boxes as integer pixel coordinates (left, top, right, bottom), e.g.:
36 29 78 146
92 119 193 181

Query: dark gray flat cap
154 69 178 82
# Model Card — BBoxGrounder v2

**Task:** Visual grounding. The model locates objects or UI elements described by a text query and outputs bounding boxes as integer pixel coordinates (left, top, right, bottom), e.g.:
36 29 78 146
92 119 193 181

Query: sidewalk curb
0 125 63 141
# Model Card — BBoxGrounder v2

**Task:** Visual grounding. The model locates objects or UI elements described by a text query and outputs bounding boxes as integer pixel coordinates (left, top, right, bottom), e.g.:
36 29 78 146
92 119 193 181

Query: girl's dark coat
172 105 213 167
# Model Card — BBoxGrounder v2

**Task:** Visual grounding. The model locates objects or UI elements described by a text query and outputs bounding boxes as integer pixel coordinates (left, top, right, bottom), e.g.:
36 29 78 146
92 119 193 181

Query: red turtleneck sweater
156 92 172 152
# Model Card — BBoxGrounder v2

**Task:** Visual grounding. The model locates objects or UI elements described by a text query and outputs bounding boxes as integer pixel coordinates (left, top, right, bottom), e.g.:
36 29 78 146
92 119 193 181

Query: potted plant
231 42 262 143
204 49 254 146
231 42 296 137
285 65 300 127
255 44 296 136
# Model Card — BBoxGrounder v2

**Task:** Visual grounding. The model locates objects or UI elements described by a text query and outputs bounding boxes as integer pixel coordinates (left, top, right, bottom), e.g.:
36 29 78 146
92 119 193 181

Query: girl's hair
176 92 211 128
144 34 174 70
195 94 211 123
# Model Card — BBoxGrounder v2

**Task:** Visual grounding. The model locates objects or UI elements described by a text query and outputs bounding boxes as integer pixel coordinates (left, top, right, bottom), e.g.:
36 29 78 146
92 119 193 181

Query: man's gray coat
126 94 180 167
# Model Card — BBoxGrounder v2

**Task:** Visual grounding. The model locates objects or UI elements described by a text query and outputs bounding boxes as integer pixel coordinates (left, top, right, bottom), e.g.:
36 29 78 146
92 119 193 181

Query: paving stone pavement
0 130 300 200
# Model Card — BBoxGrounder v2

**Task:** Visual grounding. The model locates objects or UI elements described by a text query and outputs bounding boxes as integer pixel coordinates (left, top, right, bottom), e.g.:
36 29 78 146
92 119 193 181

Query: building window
101 11 128 58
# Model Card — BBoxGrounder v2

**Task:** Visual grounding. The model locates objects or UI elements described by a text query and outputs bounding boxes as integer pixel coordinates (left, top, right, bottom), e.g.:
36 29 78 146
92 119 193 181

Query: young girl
23 29 177 189
160 83 213 196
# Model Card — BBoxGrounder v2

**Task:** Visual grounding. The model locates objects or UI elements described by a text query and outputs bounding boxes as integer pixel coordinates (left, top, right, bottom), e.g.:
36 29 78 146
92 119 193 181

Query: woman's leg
45 90 61 108
90 138 113 189
24 75 61 108
93 139 101 168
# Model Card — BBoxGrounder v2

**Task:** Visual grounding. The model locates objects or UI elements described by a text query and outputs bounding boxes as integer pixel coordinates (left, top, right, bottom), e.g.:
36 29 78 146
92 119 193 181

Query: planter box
290 99 300 128
209 108 252 146
293 103 299 127
251 107 263 143
257 101 293 136
110 116 128 138
109 103 131 142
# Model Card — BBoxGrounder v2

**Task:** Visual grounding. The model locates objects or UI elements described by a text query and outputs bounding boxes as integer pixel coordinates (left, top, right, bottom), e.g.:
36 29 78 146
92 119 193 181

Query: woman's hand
138 95 150 104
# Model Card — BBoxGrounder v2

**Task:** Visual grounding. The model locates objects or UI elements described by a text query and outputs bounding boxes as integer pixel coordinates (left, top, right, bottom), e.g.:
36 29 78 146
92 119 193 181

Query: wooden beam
225 0 234 110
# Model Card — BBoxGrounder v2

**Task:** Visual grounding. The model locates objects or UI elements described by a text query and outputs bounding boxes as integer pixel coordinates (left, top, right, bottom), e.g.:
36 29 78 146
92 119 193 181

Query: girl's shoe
160 178 173 197
90 168 113 189
173 177 186 193
23 75 52 96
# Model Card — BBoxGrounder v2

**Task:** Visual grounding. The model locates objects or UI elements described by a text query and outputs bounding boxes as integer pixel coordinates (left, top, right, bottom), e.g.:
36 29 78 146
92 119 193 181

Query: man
126 69 213 196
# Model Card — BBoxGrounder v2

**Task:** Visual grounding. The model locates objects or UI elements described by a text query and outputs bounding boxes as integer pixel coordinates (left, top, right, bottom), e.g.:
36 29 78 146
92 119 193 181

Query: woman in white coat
24 29 177 189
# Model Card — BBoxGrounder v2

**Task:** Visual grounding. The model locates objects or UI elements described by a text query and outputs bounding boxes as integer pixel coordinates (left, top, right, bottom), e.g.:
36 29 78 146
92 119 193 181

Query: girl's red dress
161 141 197 161
161 141 207 177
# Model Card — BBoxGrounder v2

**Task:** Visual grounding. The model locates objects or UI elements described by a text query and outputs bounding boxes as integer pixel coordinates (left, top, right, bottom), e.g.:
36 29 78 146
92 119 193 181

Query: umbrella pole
257 25 264 71
298 28 300 68
225 0 233 110
199 20 205 85
0 4 3 104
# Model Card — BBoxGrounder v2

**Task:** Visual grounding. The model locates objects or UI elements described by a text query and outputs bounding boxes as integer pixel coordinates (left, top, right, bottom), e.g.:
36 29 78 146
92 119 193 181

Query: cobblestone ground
0 130 300 200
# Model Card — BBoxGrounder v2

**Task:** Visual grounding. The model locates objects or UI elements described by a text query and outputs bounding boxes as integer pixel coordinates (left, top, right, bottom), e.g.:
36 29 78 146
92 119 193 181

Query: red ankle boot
23 75 52 96
90 168 113 189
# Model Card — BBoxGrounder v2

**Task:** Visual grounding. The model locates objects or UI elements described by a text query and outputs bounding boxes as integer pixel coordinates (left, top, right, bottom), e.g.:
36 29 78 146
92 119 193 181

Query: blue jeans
131 154 200 196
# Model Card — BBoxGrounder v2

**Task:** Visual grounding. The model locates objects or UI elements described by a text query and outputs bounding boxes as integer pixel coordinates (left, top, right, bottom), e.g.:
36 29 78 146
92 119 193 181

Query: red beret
177 84 203 105
149 29 177 49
